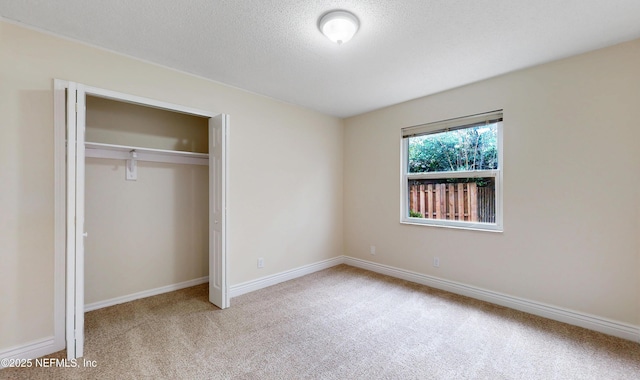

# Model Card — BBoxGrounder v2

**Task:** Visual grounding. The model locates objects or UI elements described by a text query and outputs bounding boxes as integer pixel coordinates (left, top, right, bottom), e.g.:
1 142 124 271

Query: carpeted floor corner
2 264 639 379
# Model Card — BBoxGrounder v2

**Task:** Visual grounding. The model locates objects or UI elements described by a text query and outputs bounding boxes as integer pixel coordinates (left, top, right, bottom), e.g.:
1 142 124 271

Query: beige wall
85 159 209 304
0 21 344 350
344 39 640 325
86 96 209 153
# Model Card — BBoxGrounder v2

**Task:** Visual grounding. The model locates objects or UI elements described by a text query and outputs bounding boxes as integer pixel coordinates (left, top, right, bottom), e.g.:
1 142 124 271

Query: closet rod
85 142 209 166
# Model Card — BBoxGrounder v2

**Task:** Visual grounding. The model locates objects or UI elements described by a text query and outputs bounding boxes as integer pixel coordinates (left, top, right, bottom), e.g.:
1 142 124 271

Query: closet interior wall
84 96 210 307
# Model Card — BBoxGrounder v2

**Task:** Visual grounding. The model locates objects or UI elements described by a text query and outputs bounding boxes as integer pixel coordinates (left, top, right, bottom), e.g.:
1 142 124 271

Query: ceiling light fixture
319 10 359 45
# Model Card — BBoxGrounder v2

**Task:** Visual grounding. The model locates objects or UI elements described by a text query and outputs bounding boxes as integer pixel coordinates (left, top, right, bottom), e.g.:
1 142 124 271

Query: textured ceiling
1 1 640 117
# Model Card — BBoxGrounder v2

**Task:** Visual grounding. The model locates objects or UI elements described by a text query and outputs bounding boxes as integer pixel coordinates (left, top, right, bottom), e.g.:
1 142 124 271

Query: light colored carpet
2 264 639 379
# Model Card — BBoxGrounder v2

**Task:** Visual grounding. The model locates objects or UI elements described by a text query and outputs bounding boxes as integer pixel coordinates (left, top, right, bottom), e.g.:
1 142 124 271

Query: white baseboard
229 256 345 298
4 261 343 362
344 257 640 342
85 276 209 312
5 255 637 363
0 337 63 366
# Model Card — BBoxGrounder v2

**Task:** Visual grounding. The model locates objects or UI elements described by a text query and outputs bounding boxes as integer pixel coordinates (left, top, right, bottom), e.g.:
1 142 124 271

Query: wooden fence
409 182 495 223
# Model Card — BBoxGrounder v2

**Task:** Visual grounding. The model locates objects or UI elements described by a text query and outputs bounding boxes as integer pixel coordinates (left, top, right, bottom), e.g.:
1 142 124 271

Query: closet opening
84 95 210 311
53 80 229 360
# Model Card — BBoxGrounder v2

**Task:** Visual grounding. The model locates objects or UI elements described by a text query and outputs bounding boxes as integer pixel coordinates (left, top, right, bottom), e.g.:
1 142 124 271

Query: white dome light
319 10 359 45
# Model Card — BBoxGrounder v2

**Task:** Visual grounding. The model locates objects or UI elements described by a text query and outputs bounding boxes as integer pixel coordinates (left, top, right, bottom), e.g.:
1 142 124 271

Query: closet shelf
85 142 209 166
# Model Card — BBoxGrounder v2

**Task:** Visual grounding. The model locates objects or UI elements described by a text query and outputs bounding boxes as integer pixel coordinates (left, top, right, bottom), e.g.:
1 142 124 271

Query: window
401 110 503 231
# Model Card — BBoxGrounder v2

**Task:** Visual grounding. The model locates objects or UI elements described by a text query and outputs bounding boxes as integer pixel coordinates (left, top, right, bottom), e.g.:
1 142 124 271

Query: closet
84 96 209 309
54 81 228 359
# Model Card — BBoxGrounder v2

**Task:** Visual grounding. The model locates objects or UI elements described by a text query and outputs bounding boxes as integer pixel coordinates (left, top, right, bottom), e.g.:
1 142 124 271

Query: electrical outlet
370 245 376 255
433 257 440 268
257 258 264 268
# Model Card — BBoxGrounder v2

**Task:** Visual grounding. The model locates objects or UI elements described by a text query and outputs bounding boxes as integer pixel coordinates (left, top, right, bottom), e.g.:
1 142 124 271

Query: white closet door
66 83 86 358
209 115 228 309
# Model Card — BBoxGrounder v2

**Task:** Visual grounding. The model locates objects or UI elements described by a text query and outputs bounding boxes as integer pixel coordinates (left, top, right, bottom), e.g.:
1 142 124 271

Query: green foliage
409 210 424 218
408 124 498 173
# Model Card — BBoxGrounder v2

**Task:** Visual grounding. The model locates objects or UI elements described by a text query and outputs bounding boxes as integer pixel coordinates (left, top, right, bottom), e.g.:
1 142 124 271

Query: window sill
400 219 503 233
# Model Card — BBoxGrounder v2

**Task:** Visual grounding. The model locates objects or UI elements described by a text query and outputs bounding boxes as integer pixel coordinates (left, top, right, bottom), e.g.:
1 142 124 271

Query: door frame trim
53 79 229 359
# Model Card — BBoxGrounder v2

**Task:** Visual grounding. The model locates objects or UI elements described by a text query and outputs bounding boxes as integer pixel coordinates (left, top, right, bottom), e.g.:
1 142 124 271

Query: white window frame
400 111 503 232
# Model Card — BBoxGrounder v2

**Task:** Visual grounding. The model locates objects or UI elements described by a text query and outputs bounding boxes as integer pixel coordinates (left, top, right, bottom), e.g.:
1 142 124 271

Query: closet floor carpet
3 264 639 379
